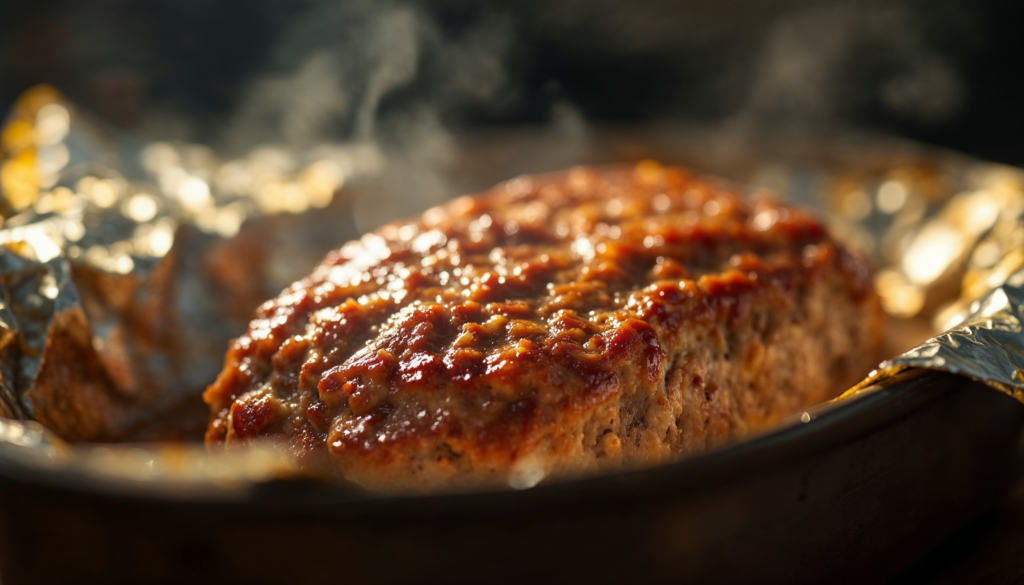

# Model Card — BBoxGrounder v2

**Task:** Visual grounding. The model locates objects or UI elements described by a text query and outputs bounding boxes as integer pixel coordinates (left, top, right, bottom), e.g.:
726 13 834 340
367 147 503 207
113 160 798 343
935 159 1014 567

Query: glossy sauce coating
204 163 880 488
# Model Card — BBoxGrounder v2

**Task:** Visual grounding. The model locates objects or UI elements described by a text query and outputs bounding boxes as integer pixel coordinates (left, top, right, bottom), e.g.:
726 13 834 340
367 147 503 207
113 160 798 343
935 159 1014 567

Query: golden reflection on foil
902 222 965 286
176 176 212 212
61 217 85 242
971 240 1003 270
214 159 251 195
1 150 38 211
299 160 345 208
0 223 64 262
39 273 59 300
35 103 70 146
838 185 872 220
965 248 1024 301
93 179 120 208
132 218 176 257
1 119 34 152
141 141 179 174
875 269 926 318
122 193 159 222
0 86 67 213
257 180 312 214
962 191 1001 235
876 180 908 214
83 248 134 275
195 202 246 237
36 143 69 188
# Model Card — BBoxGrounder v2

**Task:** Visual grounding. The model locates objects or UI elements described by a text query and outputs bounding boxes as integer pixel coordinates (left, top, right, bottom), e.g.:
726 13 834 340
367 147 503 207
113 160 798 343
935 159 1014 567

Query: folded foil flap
847 267 1024 402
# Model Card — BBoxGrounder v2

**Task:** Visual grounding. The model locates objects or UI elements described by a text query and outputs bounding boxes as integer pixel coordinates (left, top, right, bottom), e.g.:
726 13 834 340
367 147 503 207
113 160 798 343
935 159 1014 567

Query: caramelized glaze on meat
204 163 886 490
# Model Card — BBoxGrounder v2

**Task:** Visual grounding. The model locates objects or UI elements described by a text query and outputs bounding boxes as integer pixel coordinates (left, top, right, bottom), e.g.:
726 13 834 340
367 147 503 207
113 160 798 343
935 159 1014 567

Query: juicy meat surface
204 163 886 490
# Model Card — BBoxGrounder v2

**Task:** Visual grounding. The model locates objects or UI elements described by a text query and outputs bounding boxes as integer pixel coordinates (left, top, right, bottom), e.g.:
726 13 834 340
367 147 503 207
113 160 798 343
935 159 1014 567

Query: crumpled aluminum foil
0 86 379 445
1 85 1024 490
847 266 1024 403
813 147 1024 402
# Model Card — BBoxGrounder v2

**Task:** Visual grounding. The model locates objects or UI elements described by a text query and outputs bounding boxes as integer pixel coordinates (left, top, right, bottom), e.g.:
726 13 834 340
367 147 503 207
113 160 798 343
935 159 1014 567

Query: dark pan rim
0 367 992 512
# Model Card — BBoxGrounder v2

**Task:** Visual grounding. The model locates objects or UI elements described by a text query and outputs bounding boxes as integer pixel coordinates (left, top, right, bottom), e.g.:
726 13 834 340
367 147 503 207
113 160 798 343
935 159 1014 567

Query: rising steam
176 0 974 231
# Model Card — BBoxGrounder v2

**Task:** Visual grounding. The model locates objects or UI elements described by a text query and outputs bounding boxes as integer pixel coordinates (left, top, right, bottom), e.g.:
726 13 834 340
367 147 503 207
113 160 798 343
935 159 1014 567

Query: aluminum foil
0 86 379 444
819 149 1024 402
846 266 1024 403
1 85 1024 489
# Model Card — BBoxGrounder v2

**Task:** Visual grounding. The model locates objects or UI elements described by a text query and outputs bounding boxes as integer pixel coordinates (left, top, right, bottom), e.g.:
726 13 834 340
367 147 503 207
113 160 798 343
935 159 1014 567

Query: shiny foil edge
843 266 1024 403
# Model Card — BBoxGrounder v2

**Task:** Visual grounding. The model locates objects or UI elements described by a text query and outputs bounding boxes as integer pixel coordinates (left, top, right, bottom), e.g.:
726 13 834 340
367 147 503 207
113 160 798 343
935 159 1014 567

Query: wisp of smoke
211 0 973 232
221 0 521 232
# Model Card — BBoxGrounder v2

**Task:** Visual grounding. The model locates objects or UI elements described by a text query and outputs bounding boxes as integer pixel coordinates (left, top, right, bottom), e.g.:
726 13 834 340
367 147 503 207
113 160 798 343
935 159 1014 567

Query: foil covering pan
1 85 1024 488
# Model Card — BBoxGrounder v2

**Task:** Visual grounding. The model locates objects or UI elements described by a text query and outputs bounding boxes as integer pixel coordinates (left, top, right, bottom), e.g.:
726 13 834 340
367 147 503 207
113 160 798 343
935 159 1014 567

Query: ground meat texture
204 163 886 491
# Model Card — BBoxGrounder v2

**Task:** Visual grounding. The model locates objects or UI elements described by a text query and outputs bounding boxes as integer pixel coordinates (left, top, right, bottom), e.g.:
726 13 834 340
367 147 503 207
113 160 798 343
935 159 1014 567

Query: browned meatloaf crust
204 163 886 490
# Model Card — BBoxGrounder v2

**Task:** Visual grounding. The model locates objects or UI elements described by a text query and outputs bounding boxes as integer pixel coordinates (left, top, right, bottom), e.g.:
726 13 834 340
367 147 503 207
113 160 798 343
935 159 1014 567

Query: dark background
2 0 1022 165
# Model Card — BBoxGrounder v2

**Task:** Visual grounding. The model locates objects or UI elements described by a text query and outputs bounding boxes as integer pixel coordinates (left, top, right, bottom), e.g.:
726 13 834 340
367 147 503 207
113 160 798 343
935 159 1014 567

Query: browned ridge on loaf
204 163 886 490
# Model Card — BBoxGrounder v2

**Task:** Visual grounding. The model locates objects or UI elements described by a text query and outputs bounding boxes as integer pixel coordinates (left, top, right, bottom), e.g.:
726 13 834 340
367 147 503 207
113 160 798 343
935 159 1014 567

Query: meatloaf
204 163 886 490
